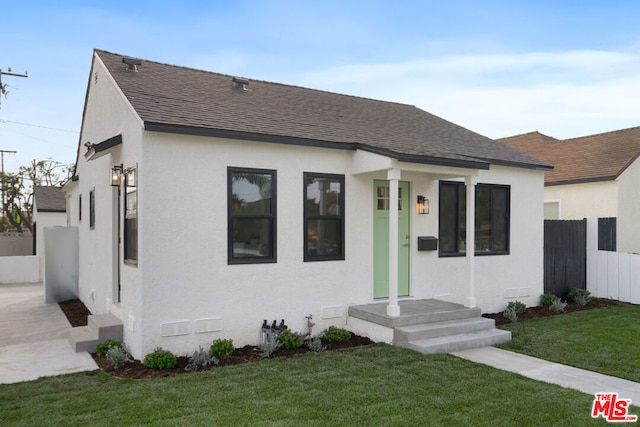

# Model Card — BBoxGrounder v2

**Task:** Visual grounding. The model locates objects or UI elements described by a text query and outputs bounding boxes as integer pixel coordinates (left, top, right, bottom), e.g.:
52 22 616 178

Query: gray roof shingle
33 186 66 212
94 49 550 170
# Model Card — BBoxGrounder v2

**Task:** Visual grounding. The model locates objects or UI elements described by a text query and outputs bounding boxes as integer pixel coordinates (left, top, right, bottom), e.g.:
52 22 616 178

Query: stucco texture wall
617 159 640 254
544 181 618 220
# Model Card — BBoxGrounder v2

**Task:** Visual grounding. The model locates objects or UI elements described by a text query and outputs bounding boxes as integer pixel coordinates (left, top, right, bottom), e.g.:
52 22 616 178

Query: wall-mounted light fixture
110 164 123 187
417 195 429 214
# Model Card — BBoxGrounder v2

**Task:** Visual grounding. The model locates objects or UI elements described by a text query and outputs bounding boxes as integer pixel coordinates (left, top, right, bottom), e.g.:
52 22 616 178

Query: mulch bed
483 297 629 326
58 298 373 379
60 296 627 379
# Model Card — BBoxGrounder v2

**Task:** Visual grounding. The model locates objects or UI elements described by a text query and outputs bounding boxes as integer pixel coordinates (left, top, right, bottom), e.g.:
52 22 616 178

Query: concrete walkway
453 347 640 404
0 283 98 384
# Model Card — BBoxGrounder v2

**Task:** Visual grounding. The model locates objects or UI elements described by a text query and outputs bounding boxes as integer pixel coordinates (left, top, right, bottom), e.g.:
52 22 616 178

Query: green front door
373 180 410 298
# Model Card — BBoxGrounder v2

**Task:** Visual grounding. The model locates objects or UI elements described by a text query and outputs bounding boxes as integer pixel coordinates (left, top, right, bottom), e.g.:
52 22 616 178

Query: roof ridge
498 131 557 141
94 48 418 109
560 125 640 143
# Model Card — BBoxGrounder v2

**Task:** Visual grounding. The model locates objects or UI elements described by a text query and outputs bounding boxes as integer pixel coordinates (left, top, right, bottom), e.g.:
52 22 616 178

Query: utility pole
0 67 28 226
0 68 28 108
0 149 17 219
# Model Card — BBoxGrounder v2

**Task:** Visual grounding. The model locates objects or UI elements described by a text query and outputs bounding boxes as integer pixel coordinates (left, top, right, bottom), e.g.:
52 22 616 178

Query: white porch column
387 169 401 317
465 176 477 308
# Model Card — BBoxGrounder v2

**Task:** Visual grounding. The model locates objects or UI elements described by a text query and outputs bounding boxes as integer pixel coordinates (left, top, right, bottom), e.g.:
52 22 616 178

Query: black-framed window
79 194 82 222
304 173 345 261
124 167 138 263
89 189 95 229
439 181 510 256
228 167 276 264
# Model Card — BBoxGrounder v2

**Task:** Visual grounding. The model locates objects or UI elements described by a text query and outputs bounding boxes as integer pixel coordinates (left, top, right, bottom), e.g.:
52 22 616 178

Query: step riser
404 330 512 355
394 318 496 345
69 314 124 353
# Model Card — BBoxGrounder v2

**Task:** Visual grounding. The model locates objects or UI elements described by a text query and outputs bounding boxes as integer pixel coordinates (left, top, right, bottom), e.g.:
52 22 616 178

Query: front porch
347 299 511 354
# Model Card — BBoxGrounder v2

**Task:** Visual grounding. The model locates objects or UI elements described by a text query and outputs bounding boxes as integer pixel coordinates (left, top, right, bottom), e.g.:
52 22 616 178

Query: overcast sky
1 0 639 174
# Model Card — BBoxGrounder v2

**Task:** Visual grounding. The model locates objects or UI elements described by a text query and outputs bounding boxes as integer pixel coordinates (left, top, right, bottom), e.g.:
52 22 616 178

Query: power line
0 119 79 134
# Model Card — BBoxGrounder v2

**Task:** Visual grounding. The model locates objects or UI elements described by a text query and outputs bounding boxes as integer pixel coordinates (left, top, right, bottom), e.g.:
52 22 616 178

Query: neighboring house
499 127 640 253
32 186 67 279
64 49 550 359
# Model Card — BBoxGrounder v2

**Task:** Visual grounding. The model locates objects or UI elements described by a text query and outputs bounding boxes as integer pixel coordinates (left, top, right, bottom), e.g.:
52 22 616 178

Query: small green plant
322 326 351 343
539 293 558 308
105 346 131 367
502 306 518 323
306 336 326 352
277 329 305 350
568 288 591 306
143 347 177 370
210 338 234 357
96 339 123 357
506 300 527 315
185 347 218 372
549 298 567 313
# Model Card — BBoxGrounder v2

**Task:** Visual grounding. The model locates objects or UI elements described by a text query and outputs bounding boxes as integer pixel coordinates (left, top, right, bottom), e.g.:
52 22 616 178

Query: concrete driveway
0 283 98 384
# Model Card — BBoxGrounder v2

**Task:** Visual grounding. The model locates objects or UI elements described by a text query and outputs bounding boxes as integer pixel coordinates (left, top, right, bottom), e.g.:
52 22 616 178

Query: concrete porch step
68 313 123 353
403 328 512 354
394 317 497 346
348 300 482 328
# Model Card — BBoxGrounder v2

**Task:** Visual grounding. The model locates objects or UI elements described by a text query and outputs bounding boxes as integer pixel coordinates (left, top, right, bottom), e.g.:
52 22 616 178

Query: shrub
539 293 558 307
276 329 305 350
185 347 218 372
96 339 123 357
106 346 131 366
210 338 234 357
306 336 326 352
322 326 351 343
502 306 518 323
143 347 177 370
506 300 527 315
550 298 567 313
568 288 591 306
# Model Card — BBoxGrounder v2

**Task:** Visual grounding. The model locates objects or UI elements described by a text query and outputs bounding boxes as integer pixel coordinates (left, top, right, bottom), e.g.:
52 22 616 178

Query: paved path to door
0 283 97 384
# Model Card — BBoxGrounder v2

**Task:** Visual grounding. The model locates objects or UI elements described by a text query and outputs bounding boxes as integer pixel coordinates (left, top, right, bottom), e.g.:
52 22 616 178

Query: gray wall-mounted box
417 236 438 251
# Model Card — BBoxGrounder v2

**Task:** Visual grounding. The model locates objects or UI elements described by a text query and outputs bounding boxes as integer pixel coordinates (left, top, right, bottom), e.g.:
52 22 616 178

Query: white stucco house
500 127 640 254
64 49 550 359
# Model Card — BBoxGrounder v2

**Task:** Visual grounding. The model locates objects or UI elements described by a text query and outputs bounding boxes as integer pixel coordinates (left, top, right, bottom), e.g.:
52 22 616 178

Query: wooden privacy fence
544 219 586 297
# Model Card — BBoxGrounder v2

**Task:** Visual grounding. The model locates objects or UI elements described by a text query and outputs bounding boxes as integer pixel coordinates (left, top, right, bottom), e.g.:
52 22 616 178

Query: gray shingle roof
33 186 66 212
94 49 550 170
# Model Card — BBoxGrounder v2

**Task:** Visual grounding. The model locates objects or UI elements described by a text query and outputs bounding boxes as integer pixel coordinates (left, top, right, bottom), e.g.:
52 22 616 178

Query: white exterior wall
138 133 373 358
424 166 544 313
544 181 617 220
33 210 67 280
616 158 640 254
67 54 144 356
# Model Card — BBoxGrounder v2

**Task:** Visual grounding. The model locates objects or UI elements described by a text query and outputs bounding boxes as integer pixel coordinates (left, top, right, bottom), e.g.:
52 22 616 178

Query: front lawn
1 344 615 426
497 304 640 382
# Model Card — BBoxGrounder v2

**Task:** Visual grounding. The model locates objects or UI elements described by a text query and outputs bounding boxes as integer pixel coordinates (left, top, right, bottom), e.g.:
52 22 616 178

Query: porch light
111 164 123 187
417 195 429 214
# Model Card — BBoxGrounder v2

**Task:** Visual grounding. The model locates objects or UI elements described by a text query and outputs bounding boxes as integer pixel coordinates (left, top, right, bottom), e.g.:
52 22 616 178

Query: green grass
498 304 640 382
0 344 616 426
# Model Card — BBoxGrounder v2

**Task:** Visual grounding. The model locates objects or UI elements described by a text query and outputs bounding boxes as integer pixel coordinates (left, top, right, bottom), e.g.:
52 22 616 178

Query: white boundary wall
586 217 640 304
0 256 40 284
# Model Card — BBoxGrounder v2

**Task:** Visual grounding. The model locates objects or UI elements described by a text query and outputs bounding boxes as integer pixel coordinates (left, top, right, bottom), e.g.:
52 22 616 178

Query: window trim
227 167 277 264
124 166 138 265
438 181 510 257
303 172 345 262
79 194 82 222
89 189 95 229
